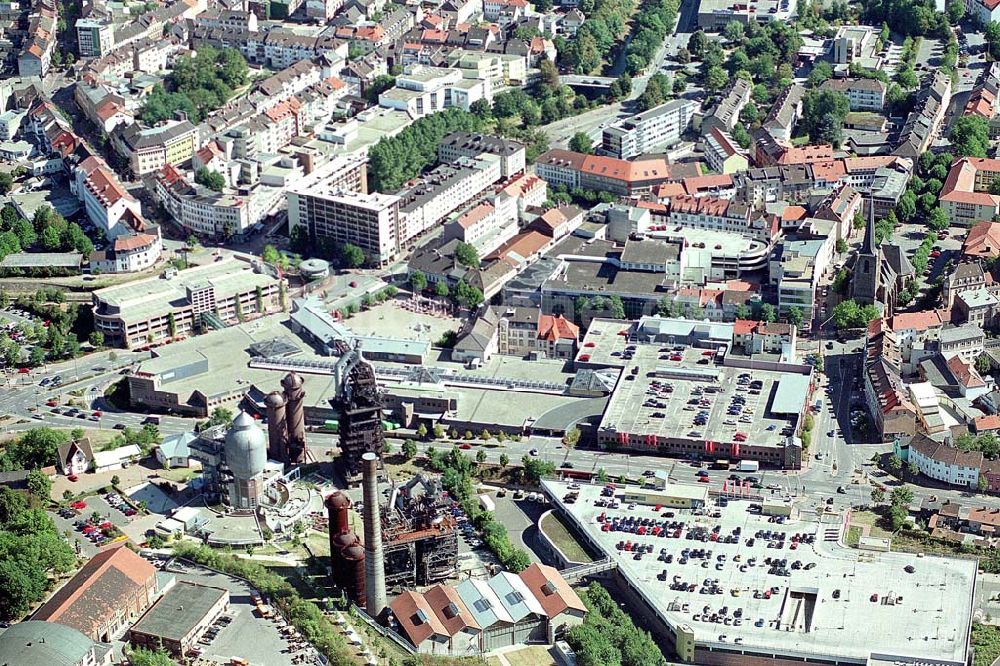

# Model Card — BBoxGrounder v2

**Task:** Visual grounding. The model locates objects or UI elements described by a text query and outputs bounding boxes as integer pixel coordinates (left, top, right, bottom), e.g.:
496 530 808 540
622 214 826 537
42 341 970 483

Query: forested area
566 582 666 666
367 108 485 192
0 483 77 620
141 47 249 124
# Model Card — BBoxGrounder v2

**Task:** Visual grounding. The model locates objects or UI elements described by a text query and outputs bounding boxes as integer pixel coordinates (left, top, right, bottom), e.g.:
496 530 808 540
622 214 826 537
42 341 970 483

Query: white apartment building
909 432 981 488
399 153 503 243
442 192 518 256
288 188 401 266
91 233 163 274
600 99 696 159
153 165 252 237
965 0 1000 28
379 65 491 117
821 78 886 112
72 156 146 239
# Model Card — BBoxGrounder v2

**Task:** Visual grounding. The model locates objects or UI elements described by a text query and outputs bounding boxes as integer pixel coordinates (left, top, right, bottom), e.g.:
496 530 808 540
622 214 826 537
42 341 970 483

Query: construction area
542 478 976 666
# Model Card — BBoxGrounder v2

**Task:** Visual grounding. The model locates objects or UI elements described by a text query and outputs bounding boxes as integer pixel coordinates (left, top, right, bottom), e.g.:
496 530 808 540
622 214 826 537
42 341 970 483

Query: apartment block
820 77 886 112
76 18 115 57
289 188 401 266
399 153 503 243
600 99 697 159
113 119 199 175
940 157 1000 227
438 132 526 179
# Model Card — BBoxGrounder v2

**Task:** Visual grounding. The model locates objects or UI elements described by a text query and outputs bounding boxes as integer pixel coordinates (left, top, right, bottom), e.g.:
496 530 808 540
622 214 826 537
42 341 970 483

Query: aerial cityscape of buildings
4 0 1000 665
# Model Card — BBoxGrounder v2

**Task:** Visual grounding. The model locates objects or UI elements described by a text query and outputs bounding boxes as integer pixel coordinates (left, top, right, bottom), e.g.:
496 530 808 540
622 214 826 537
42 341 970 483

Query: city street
544 0 700 149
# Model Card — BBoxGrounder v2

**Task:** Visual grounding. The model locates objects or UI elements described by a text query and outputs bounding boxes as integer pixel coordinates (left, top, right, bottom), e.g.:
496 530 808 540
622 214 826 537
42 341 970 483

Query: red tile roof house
33 544 158 642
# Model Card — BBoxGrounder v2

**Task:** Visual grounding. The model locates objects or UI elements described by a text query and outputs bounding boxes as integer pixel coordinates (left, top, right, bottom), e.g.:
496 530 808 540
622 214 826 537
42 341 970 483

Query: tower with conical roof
851 205 881 305
223 411 267 509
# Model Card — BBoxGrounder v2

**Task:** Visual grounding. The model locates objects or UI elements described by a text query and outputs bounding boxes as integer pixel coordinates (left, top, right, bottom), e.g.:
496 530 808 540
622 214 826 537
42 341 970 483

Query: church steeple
851 202 881 306
860 202 876 256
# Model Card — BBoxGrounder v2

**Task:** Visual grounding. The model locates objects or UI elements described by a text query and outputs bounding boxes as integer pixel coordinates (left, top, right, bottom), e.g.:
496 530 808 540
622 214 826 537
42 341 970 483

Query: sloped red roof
538 313 578 342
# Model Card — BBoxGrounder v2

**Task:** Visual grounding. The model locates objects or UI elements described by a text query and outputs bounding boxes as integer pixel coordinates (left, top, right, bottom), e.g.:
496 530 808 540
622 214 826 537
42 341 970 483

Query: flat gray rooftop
131 581 227 641
543 479 976 664
595 337 799 448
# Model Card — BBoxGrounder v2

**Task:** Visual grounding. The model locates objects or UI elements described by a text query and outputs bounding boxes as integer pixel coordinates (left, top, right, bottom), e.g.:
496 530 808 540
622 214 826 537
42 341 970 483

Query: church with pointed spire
850 205 914 313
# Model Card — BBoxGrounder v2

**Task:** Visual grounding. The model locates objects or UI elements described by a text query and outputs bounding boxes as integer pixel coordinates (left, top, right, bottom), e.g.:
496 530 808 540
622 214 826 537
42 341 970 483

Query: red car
459 443 472 450
92 411 103 417
68 474 78 482
71 500 86 509
698 476 710 483
18 367 29 374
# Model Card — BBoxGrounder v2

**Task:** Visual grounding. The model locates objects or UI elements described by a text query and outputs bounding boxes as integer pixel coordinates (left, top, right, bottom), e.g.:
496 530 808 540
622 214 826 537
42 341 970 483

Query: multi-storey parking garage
543 479 976 666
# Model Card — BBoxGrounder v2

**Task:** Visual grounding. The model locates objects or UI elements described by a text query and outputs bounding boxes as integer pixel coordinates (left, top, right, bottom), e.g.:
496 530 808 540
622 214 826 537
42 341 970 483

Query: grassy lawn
487 646 558 666
973 623 1000 666
159 467 201 484
540 512 593 564
848 510 893 539
845 526 861 547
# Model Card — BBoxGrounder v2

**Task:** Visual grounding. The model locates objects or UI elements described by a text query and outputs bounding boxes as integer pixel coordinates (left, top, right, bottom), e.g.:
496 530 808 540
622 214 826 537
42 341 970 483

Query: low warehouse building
129 581 229 656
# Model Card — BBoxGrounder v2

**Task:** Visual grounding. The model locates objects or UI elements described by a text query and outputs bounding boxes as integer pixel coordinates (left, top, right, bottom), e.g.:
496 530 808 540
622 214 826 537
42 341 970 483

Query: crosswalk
823 527 840 543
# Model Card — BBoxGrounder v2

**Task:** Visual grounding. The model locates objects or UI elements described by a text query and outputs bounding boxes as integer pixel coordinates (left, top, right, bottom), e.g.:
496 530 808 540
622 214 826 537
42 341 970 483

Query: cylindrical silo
325 491 351 536
281 372 306 462
342 544 366 606
265 391 287 461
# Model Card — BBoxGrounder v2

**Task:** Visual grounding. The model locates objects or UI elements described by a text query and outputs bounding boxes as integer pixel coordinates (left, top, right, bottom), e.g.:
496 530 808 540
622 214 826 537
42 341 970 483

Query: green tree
401 439 418 459
807 60 833 87
785 306 803 328
801 89 849 145
341 243 365 268
977 354 993 376
0 172 12 195
126 647 176 666
890 485 914 507
207 408 233 428
434 281 450 298
705 65 729 91
499 452 509 469
26 469 50 499
88 331 104 348
723 20 745 43
950 115 991 158
927 207 949 231
455 242 480 268
452 280 483 308
409 270 427 293
194 167 225 192
947 0 965 23
887 453 903 474
759 303 777 322
871 486 886 504
569 132 595 154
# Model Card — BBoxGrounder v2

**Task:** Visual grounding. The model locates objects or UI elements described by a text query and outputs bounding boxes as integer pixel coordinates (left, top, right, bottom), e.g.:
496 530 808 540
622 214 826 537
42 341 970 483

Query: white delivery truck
479 494 496 512
737 460 759 472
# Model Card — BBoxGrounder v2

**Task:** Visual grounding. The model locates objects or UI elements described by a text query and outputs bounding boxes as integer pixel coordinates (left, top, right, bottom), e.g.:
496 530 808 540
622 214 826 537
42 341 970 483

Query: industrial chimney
361 452 386 617
264 391 287 461
281 372 306 463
